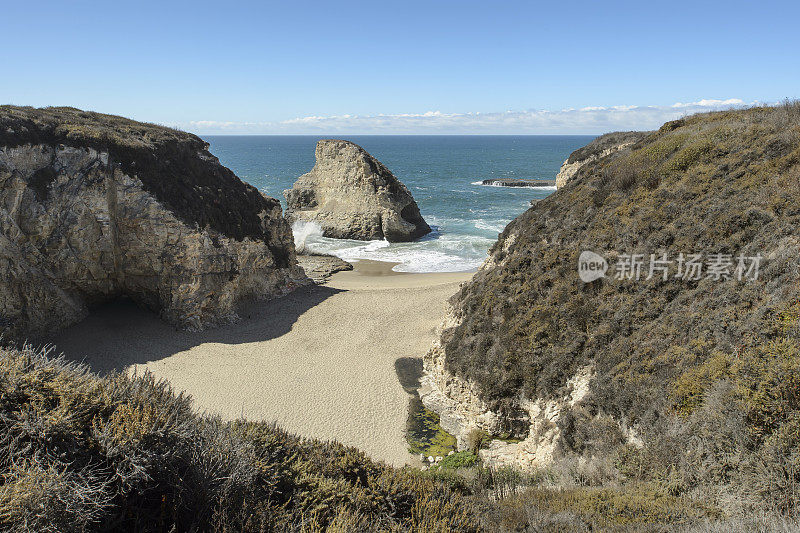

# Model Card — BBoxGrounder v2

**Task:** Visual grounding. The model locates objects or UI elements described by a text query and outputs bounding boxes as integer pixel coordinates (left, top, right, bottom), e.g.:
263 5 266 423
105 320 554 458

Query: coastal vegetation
1 344 738 531
405 399 457 459
565 130 646 165
0 345 486 532
439 101 800 518
1 344 760 531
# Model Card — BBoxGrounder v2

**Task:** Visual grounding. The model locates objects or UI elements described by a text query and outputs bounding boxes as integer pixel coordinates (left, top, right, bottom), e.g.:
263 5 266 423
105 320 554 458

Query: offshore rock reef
0 106 307 341
479 178 556 188
285 139 431 242
422 103 800 512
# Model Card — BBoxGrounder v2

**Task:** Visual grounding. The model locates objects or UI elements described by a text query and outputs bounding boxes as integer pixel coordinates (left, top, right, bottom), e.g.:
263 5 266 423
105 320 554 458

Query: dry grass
0 345 488 532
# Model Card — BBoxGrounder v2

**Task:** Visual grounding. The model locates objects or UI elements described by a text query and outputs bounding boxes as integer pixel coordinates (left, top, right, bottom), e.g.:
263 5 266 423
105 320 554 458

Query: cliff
422 103 800 508
284 140 431 242
0 106 308 340
554 131 647 188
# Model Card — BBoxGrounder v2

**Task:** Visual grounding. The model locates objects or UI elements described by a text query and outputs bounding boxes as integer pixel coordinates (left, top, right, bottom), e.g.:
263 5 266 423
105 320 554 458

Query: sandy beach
48 260 473 466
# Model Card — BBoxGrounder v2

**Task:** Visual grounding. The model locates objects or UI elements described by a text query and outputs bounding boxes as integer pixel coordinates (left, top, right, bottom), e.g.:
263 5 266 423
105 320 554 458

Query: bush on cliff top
566 130 648 164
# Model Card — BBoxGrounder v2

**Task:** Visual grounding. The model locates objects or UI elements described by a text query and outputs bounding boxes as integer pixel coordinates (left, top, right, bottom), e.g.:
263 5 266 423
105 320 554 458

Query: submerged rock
0 106 308 341
284 140 431 242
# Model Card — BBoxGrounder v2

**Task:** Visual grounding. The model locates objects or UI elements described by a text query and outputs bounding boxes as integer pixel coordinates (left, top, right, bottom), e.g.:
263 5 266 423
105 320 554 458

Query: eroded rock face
295 253 353 284
0 106 308 341
420 306 626 471
284 140 431 242
554 131 647 188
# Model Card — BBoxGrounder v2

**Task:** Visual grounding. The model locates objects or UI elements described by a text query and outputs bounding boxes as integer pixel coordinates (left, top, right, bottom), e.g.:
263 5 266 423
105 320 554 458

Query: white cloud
671 98 745 108
178 99 756 135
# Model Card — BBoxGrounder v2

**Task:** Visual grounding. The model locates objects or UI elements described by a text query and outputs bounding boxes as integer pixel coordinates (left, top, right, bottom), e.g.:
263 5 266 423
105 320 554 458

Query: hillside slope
426 103 800 511
554 131 648 188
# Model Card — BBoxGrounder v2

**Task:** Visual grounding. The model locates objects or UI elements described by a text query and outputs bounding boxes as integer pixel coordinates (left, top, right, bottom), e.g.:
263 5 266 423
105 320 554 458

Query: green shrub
438 451 479 470
497 483 720 529
405 401 457 457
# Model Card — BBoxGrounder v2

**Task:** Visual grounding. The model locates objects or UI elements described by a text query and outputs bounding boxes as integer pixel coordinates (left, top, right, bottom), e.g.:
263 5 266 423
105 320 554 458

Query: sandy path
49 260 472 466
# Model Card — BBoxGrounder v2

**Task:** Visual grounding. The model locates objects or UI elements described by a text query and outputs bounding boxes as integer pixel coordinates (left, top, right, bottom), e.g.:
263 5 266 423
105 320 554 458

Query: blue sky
2 0 798 134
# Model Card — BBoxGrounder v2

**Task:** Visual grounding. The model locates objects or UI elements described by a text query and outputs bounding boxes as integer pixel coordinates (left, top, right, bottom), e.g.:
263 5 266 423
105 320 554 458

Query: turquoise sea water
204 135 594 272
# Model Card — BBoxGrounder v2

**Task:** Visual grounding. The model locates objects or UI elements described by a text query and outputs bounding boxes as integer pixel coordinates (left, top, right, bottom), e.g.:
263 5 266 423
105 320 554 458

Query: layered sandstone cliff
284 140 431 242
0 106 308 341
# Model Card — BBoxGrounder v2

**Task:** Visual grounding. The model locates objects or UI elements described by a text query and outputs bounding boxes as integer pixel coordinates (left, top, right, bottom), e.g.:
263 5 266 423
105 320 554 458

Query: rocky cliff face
0 106 308 341
554 131 646 188
284 140 431 242
423 104 800 474
421 323 607 470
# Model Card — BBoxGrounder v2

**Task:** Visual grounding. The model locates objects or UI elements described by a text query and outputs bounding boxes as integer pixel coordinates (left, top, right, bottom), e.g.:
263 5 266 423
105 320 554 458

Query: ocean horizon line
197 132 601 137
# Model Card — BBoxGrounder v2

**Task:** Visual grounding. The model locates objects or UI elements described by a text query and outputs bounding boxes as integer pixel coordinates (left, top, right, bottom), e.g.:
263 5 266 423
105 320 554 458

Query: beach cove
50 260 473 467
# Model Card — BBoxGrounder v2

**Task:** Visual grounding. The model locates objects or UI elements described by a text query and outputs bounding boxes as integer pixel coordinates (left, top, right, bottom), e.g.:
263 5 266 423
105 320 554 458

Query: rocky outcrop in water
554 131 646 188
479 178 555 188
0 106 308 341
284 140 431 242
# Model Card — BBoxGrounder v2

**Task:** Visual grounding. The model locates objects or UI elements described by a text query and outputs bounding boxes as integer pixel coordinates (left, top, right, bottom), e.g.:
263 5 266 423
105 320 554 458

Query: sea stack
0 106 308 341
284 140 431 242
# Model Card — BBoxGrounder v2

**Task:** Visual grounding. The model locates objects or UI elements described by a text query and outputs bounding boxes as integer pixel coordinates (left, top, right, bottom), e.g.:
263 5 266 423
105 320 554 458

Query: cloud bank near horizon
179 99 752 135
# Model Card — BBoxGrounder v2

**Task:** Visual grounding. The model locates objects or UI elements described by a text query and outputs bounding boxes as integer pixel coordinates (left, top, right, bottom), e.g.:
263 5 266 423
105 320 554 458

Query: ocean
205 135 594 272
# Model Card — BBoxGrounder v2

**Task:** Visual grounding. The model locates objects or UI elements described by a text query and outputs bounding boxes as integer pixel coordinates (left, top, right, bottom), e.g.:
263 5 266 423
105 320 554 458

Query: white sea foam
293 214 523 273
300 229 493 273
291 220 324 253
474 219 507 233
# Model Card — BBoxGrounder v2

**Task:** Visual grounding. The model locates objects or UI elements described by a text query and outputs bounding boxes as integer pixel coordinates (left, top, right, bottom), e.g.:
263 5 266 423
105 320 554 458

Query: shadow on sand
42 284 343 375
